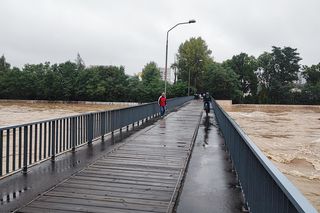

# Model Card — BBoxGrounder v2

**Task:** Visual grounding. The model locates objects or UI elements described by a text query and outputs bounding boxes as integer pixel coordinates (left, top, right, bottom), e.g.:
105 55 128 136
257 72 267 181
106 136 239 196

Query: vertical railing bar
76 117 79 146
48 122 51 157
18 127 22 169
23 126 28 174
72 117 76 151
13 128 16 172
6 129 10 174
85 115 88 142
88 114 93 145
34 123 38 163
28 125 33 165
63 119 66 151
67 118 70 150
51 121 56 161
0 130 3 176
39 123 42 161
44 122 47 159
83 116 86 143
59 119 62 152
83 116 85 144
80 116 83 144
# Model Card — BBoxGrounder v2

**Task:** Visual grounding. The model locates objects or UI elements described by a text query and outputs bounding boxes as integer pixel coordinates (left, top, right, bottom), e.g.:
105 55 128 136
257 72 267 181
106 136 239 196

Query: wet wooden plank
77 172 177 184
83 168 179 177
58 182 172 197
45 191 169 207
18 206 74 213
64 180 172 192
68 175 176 188
35 196 167 212
89 164 180 175
53 187 171 202
80 169 178 181
26 201 151 213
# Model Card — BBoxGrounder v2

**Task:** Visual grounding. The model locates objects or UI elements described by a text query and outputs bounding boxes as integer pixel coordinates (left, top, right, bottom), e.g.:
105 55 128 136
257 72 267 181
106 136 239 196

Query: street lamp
164 19 196 95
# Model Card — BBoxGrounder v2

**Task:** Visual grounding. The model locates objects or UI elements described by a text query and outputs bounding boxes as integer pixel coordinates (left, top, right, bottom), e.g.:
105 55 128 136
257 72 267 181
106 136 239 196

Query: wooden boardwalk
16 101 202 213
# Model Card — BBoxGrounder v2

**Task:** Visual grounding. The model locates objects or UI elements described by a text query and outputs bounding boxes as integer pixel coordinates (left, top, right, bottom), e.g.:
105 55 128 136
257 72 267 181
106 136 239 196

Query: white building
159 67 174 84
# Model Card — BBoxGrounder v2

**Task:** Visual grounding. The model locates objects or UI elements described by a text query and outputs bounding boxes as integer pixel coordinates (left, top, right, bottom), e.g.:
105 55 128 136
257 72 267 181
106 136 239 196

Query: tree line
0 38 319 104
174 37 320 104
0 54 186 102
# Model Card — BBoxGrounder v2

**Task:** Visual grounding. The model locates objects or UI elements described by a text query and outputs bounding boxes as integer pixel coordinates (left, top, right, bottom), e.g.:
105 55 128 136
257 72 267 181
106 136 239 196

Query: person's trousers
160 106 166 116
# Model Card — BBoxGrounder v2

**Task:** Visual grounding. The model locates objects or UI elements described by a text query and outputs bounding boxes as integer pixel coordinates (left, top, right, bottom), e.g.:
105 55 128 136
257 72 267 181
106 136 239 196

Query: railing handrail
212 98 317 213
0 97 181 130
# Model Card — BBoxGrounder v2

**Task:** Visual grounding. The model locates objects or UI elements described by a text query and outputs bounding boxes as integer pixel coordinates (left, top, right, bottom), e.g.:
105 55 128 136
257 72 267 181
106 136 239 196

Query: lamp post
164 19 196 95
188 67 191 96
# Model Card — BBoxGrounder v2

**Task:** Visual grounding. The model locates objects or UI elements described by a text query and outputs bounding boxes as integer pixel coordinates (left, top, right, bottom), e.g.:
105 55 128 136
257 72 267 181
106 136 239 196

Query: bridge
0 97 317 212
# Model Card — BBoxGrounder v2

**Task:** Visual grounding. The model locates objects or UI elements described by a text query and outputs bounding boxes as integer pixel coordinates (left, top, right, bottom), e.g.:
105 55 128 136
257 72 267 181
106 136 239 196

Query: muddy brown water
0 101 131 176
221 103 320 211
0 101 129 127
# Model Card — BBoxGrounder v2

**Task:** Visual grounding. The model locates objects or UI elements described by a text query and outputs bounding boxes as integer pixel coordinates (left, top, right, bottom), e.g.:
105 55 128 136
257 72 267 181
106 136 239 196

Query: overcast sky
1 0 319 75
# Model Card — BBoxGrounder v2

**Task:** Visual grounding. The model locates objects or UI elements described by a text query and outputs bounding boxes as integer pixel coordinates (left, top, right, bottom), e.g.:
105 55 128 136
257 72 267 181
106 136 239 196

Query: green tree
141 62 161 84
176 37 213 92
20 63 52 99
302 63 320 84
52 61 79 100
223 53 258 102
167 81 188 98
300 63 320 104
203 62 242 100
257 46 301 103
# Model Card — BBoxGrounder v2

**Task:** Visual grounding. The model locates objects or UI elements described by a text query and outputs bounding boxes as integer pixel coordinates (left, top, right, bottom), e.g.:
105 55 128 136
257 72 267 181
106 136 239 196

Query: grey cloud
1 0 319 75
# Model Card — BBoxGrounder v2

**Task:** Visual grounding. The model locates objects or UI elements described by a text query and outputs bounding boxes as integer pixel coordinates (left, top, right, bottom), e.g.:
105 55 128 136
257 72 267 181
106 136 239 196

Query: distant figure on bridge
158 92 167 117
203 92 211 116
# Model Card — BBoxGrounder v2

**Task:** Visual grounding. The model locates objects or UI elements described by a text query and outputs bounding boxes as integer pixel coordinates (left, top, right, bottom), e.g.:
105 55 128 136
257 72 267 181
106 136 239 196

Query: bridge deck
15 101 202 213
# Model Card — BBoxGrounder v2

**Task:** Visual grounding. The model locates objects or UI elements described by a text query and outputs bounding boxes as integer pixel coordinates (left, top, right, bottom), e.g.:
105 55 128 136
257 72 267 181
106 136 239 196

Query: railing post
88 113 93 145
23 126 28 174
0 130 3 176
101 112 105 142
71 117 76 151
51 121 55 161
6 129 10 174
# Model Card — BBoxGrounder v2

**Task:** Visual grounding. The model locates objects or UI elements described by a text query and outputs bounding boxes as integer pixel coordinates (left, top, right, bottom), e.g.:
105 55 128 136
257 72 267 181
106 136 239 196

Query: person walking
158 92 167 117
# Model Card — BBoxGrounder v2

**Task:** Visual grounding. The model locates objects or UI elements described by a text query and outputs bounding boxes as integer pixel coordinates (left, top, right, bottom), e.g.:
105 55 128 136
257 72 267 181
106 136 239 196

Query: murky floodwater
0 101 130 127
221 103 320 210
0 100 132 176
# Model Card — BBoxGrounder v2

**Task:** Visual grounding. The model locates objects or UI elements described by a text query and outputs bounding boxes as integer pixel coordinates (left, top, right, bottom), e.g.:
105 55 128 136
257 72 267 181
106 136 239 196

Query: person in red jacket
158 92 167 117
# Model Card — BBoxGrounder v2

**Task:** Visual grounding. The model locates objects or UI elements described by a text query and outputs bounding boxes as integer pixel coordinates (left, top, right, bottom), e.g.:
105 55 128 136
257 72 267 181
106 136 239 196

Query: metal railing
211 99 317 213
0 96 193 177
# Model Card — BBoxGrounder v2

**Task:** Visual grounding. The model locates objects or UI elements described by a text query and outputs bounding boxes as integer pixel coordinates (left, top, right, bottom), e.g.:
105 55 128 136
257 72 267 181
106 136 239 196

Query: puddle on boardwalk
0 101 129 127
221 103 320 211
0 187 30 205
202 115 213 147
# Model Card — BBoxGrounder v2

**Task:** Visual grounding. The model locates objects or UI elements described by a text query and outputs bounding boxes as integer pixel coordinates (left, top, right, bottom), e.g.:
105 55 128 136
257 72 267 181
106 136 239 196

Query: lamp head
188 19 196 23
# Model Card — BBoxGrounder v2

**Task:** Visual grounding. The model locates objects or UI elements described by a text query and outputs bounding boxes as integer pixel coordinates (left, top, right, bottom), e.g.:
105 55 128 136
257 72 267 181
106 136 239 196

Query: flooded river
222 103 320 211
0 100 132 177
0 100 130 127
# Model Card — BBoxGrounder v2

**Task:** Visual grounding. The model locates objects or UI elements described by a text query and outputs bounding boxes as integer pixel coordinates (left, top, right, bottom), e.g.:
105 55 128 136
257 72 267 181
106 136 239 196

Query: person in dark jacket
203 92 211 112
158 92 167 117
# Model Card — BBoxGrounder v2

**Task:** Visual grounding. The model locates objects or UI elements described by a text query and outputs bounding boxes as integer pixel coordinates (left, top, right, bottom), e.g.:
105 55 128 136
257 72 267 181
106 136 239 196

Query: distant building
296 72 306 85
159 67 174 84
